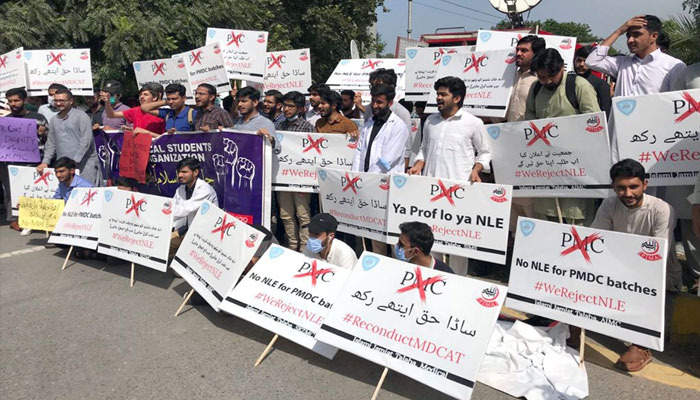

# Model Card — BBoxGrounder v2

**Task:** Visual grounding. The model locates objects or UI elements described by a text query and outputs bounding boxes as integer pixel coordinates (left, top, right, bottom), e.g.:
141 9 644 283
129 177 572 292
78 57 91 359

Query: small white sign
0 47 28 98
8 165 60 216
25 49 94 96
206 27 268 81
475 30 577 72
49 187 104 249
264 49 312 94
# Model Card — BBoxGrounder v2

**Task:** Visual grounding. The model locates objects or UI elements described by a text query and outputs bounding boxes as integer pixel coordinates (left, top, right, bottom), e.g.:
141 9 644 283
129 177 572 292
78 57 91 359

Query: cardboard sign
475 30 576 72
175 43 231 95
119 132 152 183
0 117 40 163
97 189 173 272
316 252 507 400
318 168 390 242
205 27 268 81
25 49 93 96
404 46 470 102
221 244 352 359
408 118 422 165
132 58 191 100
613 89 700 186
18 197 64 231
326 59 406 102
386 175 512 264
486 112 612 197
264 49 312 94
425 49 517 118
49 187 103 249
507 218 666 350
8 165 60 216
170 200 263 311
0 47 28 98
272 131 355 192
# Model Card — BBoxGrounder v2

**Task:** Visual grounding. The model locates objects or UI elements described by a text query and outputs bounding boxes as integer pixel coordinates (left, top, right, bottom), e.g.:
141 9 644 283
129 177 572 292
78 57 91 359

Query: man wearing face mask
395 222 454 273
302 213 358 270
100 80 129 130
38 83 67 122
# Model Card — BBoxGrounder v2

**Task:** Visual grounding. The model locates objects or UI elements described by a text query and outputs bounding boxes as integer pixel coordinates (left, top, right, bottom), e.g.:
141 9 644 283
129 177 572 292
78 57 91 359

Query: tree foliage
664 13 700 65
0 0 384 96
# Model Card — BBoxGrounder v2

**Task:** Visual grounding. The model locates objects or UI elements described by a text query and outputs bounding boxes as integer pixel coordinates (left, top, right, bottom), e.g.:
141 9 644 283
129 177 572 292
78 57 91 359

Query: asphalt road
1 229 697 400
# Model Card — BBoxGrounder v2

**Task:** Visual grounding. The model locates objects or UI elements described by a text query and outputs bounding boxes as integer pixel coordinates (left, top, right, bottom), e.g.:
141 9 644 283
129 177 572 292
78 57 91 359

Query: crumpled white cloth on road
477 320 589 400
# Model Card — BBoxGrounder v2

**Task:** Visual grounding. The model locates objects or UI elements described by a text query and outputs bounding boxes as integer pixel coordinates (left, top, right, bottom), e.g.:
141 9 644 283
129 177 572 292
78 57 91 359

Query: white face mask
47 95 55 107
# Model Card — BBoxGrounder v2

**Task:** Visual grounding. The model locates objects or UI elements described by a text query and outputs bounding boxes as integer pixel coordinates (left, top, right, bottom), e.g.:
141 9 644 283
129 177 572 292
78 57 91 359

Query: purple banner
0 117 40 162
94 130 123 181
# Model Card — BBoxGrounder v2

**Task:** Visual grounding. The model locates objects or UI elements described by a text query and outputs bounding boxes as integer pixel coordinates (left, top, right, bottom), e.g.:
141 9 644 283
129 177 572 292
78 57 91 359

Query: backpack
532 73 580 111
164 107 195 129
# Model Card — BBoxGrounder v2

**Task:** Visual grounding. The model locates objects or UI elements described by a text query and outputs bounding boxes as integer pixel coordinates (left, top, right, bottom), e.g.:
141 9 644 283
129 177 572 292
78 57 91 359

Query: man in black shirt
575 46 612 116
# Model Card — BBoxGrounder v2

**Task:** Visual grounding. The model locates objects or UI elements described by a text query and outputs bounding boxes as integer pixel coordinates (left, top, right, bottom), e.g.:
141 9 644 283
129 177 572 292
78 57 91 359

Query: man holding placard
302 213 357 270
590 159 681 371
395 221 454 274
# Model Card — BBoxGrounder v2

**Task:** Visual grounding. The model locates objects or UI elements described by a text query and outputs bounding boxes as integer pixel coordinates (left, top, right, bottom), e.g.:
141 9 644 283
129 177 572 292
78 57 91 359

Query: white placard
174 43 231 95
318 168 390 242
221 244 351 359
24 49 94 96
404 46 471 102
205 27 268 81
0 47 28 98
97 189 173 272
170 200 263 311
425 49 516 118
475 30 576 72
316 252 507 400
272 131 355 192
49 187 103 249
387 175 512 264
326 59 406 102
507 218 666 351
486 112 613 197
408 118 422 165
8 165 59 216
263 49 312 94
132 58 191 99
613 89 700 186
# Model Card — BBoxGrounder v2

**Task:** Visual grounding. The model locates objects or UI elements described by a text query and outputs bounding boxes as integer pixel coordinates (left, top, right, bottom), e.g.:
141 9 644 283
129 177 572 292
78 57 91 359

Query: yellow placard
18 196 65 231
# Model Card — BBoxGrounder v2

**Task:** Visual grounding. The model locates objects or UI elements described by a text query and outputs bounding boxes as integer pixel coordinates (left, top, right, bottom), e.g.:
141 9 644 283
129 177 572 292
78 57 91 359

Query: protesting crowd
1 11 700 400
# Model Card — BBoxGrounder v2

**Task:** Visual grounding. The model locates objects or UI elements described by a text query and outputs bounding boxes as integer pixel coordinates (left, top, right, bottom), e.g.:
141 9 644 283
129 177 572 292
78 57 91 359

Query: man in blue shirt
52 157 93 202
141 83 196 133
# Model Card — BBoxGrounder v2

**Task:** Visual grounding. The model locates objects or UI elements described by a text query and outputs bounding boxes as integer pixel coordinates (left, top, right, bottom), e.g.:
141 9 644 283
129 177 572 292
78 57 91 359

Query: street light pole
407 0 413 39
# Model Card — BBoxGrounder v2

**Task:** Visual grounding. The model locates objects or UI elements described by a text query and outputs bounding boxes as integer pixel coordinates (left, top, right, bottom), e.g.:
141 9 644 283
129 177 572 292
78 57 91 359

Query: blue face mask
306 236 325 254
286 114 299 122
395 243 407 261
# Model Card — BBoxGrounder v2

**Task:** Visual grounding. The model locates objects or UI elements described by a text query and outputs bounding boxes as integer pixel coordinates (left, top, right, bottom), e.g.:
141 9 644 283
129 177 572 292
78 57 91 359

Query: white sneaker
20 228 32 236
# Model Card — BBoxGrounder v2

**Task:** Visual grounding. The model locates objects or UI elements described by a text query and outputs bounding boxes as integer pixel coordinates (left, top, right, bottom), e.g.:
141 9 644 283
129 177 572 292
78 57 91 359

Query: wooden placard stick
61 246 74 270
175 288 195 317
130 263 135 287
370 367 389 400
254 334 279 367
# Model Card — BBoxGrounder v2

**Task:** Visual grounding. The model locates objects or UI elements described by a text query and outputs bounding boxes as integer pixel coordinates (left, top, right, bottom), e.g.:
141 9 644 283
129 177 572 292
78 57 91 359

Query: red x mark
34 172 51 186
190 50 202 66
526 122 556 146
342 172 360 194
80 189 97 206
268 53 284 69
396 267 444 303
293 260 333 287
211 214 235 241
125 194 146 218
430 179 461 206
303 135 324 154
560 227 602 264
432 48 455 65
463 54 487 73
227 31 244 47
674 91 700 123
0 56 6 69
152 61 165 76
361 59 381 70
48 51 64 66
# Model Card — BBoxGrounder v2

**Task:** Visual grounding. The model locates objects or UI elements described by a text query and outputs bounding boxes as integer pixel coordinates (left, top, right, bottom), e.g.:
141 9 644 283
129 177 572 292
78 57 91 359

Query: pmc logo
585 114 604 132
490 187 508 203
672 91 700 123
463 53 488 73
638 239 662 261
397 267 445 303
361 59 382 70
560 227 604 264
477 286 499 308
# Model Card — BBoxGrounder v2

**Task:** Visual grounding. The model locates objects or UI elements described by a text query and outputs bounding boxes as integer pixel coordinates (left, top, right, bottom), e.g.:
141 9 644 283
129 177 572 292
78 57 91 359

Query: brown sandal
614 345 652 372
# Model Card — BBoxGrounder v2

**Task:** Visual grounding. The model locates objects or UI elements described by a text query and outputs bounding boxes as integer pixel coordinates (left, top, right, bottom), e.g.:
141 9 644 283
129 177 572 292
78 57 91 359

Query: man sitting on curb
302 213 357 270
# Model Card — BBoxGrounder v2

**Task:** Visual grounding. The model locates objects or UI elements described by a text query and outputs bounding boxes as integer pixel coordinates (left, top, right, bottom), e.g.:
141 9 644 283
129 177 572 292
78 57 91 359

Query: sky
376 0 688 55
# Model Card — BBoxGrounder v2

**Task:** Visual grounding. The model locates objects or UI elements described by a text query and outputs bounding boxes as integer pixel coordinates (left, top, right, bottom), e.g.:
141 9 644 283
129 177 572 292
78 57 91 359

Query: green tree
0 0 384 96
664 14 700 65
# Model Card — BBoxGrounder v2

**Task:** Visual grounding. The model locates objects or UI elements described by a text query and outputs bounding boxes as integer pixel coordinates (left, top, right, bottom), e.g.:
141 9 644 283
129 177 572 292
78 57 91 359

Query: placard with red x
526 121 556 146
560 226 602 264
430 179 462 206
211 214 236 241
125 194 146 217
342 172 360 194
303 135 325 154
396 266 445 303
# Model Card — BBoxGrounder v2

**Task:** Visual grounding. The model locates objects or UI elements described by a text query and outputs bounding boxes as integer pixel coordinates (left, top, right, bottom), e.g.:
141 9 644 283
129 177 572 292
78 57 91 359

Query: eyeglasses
281 104 297 109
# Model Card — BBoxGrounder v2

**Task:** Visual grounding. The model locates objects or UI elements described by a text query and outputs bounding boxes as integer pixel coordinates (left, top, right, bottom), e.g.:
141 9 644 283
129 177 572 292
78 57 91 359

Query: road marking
0 246 45 259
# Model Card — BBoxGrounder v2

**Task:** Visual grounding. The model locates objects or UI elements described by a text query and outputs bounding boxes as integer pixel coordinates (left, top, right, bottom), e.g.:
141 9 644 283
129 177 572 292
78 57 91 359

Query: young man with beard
305 83 329 126
193 83 234 131
315 90 358 135
574 46 612 116
38 83 67 122
340 89 362 119
102 83 166 137
262 89 284 126
591 159 683 371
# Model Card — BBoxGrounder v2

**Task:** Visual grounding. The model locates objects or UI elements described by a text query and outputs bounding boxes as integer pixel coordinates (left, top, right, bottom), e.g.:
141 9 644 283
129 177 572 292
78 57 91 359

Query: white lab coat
352 111 409 174
172 178 219 231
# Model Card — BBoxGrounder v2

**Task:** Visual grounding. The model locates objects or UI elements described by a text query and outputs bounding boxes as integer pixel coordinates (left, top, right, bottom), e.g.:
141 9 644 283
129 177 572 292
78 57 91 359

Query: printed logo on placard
208 29 216 39
134 62 141 72
430 179 464 206
162 200 172 215
407 49 418 59
0 55 7 69
213 43 221 55
227 31 245 47
433 48 457 65
257 33 266 43
442 55 452 66
299 50 309 61
79 50 89 60
585 114 604 132
379 177 390 191
268 246 284 259
245 232 258 248
638 239 662 261
672 91 700 123
392 175 407 189
525 121 558 146
15 49 21 59
490 186 508 203
361 59 382 70
318 169 327 181
520 220 535 236
150 61 166 76
559 38 573 50
104 190 113 202
362 255 379 271
560 227 604 264
302 134 327 154
477 286 500 307
479 31 492 42
505 50 516 64
211 214 236 240
9 166 18 176
200 202 210 215
487 126 500 139
341 172 362 194
80 189 97 206
616 99 636 116
463 53 488 73
33 171 53 186
176 58 185 69
189 50 203 66
267 53 285 69
24 51 33 61
46 51 65 66
294 260 334 286
70 190 78 200
397 266 445 303
347 138 358 149
125 194 147 218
